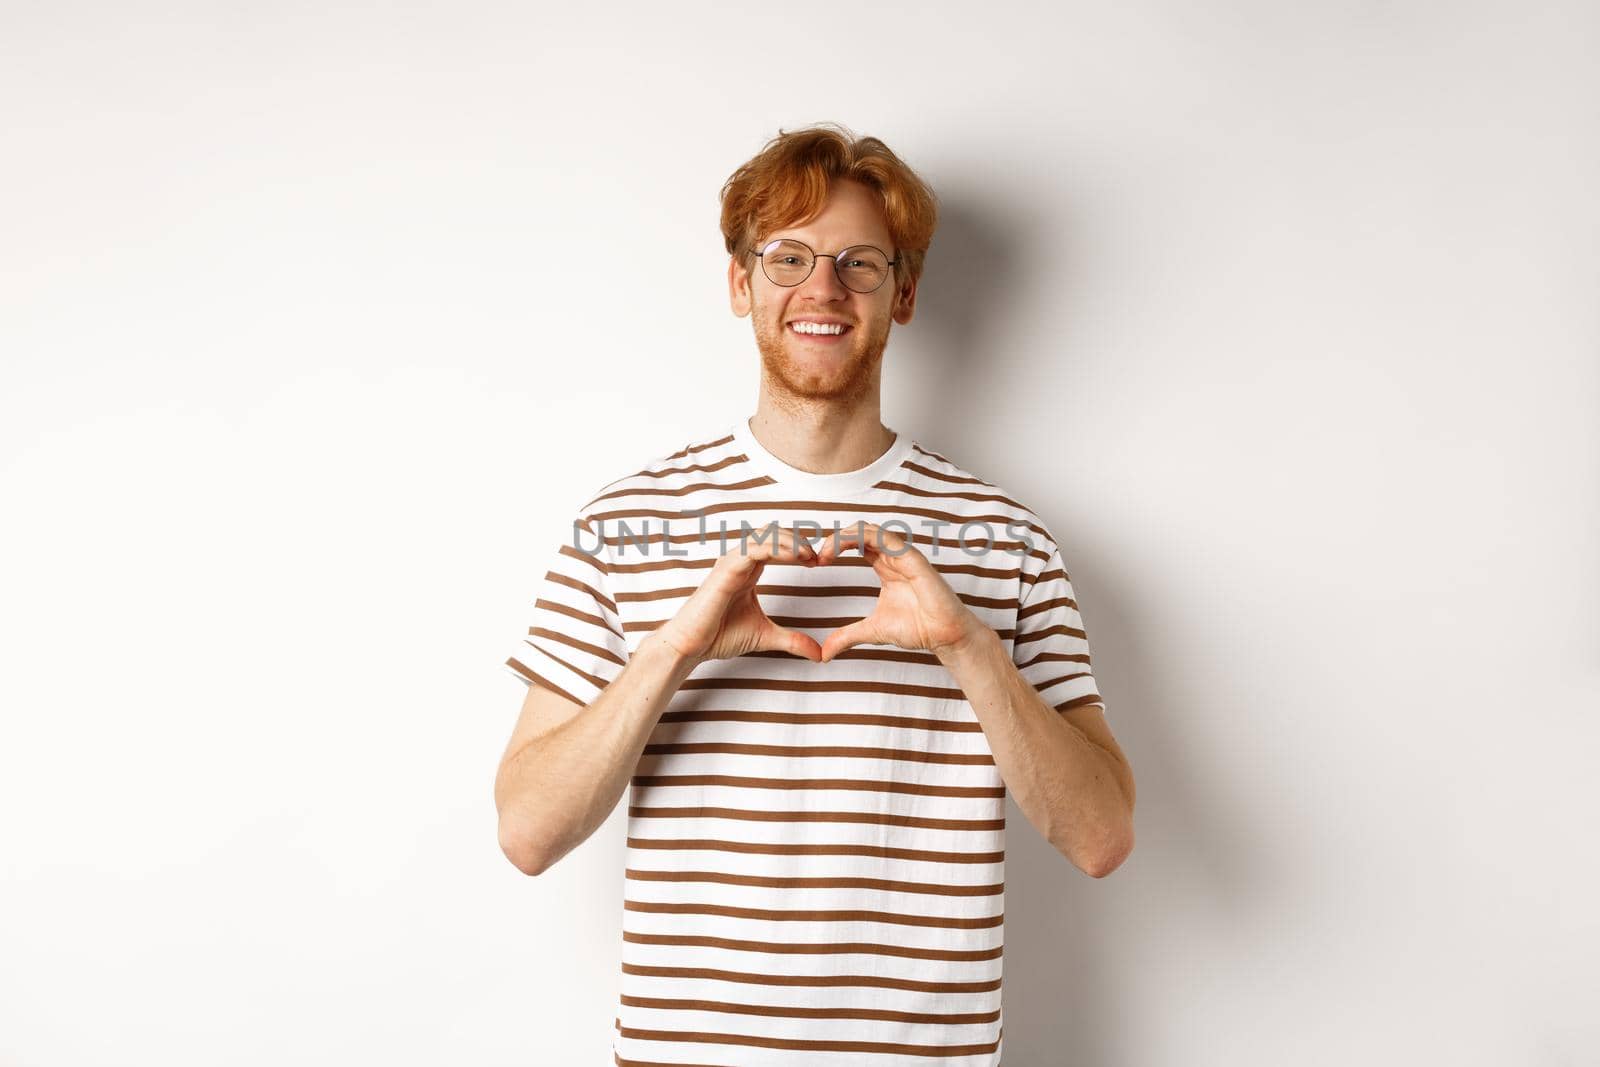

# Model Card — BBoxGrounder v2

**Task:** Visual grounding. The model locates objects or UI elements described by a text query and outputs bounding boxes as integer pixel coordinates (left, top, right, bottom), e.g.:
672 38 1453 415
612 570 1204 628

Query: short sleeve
1011 536 1105 714
503 512 631 707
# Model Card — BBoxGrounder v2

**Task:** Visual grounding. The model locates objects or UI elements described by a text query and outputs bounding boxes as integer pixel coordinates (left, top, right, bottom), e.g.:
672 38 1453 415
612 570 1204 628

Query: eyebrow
764 235 890 250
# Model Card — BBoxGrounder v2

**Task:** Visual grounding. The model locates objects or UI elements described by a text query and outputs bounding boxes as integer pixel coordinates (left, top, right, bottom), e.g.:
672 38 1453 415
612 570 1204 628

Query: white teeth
791 321 847 335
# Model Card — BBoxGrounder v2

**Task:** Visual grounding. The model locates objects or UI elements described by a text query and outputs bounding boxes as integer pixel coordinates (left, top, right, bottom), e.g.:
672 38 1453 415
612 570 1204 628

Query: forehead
767 179 893 249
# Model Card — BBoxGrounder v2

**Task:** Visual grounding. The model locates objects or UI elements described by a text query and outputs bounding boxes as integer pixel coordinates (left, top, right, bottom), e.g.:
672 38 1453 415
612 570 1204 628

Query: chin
768 342 883 402
752 316 888 401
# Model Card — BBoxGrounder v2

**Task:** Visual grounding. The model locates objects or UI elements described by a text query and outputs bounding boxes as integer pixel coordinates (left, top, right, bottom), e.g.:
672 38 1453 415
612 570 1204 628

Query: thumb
820 618 877 663
758 623 823 663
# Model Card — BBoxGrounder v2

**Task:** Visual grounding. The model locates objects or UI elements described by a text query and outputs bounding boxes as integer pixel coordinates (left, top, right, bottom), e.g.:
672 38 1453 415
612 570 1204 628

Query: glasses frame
751 238 899 294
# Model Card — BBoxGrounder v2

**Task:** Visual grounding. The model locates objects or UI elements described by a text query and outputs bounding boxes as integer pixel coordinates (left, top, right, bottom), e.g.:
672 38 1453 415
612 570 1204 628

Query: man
495 122 1135 1066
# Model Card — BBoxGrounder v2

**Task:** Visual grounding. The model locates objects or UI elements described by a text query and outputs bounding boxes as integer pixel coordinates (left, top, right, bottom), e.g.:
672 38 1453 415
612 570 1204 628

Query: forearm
937 625 1132 876
498 633 700 873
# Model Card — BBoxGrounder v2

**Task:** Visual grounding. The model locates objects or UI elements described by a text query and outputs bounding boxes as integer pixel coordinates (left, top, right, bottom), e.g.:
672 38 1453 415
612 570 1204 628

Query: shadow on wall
896 185 1037 426
903 187 1269 1064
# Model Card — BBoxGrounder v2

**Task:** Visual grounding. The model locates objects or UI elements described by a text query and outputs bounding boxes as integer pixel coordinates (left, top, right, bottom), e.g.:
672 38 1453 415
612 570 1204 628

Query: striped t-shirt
504 416 1104 1066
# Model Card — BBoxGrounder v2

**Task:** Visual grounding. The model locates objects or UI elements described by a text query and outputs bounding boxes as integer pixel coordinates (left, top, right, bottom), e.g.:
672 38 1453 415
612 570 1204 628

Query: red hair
719 122 939 291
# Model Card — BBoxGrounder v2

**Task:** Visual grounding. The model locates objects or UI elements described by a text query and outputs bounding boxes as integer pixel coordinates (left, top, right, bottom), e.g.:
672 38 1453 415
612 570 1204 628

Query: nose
795 254 851 301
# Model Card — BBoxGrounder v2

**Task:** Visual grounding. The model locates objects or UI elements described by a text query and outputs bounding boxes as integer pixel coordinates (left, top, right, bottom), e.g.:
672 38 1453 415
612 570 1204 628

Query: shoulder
572 426 759 518
891 436 1057 554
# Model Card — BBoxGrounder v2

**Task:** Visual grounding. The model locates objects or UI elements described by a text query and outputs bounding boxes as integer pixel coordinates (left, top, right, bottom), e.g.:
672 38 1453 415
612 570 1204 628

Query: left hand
810 521 987 662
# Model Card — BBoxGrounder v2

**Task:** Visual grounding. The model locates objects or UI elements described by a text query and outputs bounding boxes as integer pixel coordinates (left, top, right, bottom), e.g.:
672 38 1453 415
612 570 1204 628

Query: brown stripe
591 452 750 489
609 554 720 575
640 742 994 766
624 868 1004 897
898 459 997 489
627 838 1003 864
663 670 1016 698
633 771 1001 798
503 658 584 706
595 475 777 502
615 1023 1000 1058
627 805 1004 832
614 1023 998 1062
545 569 618 615
618 993 1000 1025
897 460 986 486
870 480 1047 537
621 582 1017 613
619 582 758 604
518 641 610 695
1016 650 1092 670
534 596 625 642
621 962 1001 994
1032 671 1093 693
1016 594 1079 621
765 613 1009 632
1012 623 1088 647
607 554 1024 583
730 646 970 668
1054 695 1106 713
554 541 609 576
528 626 625 667
624 899 1003 930
655 709 983 734
1023 564 1069 593
673 677 972 700
622 930 1002 962
663 433 737 461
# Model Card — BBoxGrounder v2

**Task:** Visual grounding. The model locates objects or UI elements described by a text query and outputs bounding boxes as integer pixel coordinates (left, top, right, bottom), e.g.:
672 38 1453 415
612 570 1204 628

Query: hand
652 525 826 667
812 521 986 662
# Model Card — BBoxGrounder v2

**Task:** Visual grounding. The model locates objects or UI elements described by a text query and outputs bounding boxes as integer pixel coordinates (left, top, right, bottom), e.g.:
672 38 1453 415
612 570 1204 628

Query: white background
3 2 1596 1064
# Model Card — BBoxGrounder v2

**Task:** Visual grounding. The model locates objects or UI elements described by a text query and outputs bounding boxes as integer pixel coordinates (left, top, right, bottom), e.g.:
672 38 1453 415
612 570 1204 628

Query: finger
820 617 878 663
857 521 911 556
787 523 826 555
756 526 820 562
786 527 822 566
820 527 921 582
725 527 818 573
761 624 824 662
825 521 911 560
814 523 878 565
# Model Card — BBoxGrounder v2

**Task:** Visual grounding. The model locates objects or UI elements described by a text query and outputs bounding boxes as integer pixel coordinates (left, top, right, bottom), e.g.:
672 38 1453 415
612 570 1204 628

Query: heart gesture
811 521 984 662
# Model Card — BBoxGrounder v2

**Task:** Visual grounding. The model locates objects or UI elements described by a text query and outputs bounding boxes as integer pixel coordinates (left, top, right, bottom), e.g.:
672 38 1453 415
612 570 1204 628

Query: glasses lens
761 240 814 286
835 246 890 293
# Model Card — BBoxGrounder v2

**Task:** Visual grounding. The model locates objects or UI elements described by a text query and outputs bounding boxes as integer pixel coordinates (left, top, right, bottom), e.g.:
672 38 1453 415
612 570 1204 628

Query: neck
746 391 896 476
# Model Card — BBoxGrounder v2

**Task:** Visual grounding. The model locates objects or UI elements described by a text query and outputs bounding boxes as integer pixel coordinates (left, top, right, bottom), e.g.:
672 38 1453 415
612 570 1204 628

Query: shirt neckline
730 415 915 496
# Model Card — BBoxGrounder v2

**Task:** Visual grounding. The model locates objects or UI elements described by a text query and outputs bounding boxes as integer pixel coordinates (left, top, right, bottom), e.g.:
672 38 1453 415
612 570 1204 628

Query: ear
728 255 753 318
892 272 918 325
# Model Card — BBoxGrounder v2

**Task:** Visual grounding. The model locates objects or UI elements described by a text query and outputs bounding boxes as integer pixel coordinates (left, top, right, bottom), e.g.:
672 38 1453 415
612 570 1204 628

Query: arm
494 633 698 876
813 520 1135 878
937 623 1135 878
494 525 825 876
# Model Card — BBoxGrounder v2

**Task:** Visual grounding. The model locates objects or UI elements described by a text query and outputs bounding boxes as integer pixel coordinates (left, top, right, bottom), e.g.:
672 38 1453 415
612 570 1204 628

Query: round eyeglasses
752 238 898 294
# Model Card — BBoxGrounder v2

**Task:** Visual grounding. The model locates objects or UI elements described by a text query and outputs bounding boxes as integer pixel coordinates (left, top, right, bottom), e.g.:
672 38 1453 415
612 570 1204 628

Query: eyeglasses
752 238 898 294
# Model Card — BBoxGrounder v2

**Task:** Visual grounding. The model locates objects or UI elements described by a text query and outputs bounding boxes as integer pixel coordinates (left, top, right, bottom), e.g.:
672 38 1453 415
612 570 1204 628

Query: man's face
728 179 917 405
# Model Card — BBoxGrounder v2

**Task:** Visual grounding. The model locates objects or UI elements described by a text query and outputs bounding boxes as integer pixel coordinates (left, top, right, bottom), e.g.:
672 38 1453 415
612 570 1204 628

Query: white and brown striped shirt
504 416 1104 1066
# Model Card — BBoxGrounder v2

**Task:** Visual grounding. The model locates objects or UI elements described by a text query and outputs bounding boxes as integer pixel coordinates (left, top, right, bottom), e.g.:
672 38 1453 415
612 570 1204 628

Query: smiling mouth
788 322 854 340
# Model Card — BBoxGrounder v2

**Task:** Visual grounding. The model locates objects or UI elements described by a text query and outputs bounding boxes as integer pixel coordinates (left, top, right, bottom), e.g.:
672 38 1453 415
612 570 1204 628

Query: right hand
652 525 825 666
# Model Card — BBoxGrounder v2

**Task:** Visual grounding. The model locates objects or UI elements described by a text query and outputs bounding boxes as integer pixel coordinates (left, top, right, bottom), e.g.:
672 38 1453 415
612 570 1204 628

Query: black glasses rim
754 237 897 264
751 238 899 293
